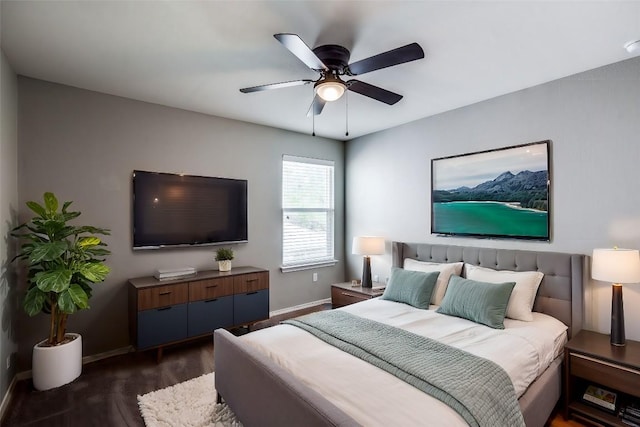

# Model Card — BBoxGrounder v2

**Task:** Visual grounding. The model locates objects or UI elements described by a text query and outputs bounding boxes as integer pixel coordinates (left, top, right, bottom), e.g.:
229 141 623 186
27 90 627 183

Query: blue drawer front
234 289 269 325
137 303 188 349
188 295 234 337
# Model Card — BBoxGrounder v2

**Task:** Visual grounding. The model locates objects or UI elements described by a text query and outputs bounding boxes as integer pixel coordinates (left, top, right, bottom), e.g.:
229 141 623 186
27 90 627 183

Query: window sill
280 260 339 273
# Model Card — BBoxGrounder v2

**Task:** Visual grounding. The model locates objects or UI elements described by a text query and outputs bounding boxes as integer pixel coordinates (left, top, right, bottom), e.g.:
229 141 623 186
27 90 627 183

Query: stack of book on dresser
621 403 640 427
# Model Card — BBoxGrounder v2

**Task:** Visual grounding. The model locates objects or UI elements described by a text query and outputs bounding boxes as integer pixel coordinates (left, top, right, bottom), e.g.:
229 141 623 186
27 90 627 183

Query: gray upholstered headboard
392 242 585 338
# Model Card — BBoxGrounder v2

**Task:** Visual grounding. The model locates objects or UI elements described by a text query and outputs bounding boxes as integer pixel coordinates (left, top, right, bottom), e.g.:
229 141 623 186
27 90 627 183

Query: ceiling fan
240 33 425 116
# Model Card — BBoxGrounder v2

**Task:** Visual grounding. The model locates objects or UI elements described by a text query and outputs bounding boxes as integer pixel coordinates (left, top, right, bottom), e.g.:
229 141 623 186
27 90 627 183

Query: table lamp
592 247 640 346
352 236 385 288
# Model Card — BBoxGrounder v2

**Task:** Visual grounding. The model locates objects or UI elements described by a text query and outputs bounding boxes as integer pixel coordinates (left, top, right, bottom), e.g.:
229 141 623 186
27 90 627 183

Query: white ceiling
2 1 639 140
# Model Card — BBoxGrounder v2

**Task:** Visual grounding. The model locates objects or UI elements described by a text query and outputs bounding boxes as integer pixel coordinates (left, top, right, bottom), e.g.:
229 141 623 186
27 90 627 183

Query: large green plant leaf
42 219 66 239
78 263 110 282
43 192 59 213
57 291 77 314
25 201 47 218
57 225 80 240
86 247 111 257
75 226 111 236
68 284 89 309
62 200 73 212
23 287 46 316
61 211 81 222
79 237 101 248
35 269 72 292
29 241 67 263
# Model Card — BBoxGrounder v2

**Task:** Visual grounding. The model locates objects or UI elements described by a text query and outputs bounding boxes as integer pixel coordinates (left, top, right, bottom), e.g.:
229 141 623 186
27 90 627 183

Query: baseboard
269 298 331 317
81 345 133 365
0 375 17 424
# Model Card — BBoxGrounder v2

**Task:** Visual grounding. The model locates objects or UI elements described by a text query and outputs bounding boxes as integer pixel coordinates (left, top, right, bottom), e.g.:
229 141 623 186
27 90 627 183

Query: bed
214 242 585 426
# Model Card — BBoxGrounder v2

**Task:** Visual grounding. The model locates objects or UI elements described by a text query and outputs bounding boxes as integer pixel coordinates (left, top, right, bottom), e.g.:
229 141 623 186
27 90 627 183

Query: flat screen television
431 140 550 241
132 170 248 249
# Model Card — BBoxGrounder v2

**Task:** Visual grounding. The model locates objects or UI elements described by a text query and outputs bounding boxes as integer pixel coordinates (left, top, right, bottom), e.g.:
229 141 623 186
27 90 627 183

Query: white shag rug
137 373 243 427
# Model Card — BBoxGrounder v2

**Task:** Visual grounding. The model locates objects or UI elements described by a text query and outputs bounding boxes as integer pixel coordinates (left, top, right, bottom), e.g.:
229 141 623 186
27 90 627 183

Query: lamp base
361 256 372 288
611 284 625 346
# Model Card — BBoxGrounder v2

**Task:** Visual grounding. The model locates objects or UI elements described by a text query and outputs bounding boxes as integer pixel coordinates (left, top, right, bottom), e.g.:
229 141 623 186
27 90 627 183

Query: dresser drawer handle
157 306 172 311
246 291 258 295
159 291 172 296
204 298 218 303
341 292 357 297
246 278 258 283
206 285 218 289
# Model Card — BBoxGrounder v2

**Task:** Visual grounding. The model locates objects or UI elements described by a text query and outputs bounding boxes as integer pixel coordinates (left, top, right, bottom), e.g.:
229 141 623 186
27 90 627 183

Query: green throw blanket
283 310 525 427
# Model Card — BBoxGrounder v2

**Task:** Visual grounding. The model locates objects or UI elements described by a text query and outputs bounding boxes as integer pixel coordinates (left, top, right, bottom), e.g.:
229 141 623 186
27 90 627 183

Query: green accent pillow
436 275 516 329
380 268 440 309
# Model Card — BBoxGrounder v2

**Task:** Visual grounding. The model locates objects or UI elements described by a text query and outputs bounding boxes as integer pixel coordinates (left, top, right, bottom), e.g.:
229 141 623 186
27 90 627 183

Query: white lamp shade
592 248 640 283
352 236 385 256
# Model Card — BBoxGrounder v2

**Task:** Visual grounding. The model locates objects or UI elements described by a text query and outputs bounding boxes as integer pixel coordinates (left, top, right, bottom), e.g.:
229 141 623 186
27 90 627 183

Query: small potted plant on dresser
215 248 234 272
11 192 111 391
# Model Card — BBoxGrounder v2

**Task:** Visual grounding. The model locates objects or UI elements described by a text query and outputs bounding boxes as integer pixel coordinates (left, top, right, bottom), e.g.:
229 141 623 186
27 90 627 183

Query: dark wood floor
2 304 330 427
3 301 581 426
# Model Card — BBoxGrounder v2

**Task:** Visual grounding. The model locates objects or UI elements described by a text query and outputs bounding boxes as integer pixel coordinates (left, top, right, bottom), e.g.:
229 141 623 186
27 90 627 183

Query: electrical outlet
374 275 379 283
312 273 318 282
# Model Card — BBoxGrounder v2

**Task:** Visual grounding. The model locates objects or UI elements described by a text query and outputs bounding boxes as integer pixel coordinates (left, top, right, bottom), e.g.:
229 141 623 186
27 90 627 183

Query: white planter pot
218 260 232 272
32 333 82 391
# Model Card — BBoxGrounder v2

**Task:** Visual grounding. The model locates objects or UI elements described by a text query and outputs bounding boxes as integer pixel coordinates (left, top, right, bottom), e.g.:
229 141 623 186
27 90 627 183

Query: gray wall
0 51 18 403
16 77 345 370
346 57 640 340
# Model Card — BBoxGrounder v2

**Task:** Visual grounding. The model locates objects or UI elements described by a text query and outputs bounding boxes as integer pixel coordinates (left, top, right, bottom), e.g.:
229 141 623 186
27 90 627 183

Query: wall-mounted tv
431 140 550 241
132 170 248 249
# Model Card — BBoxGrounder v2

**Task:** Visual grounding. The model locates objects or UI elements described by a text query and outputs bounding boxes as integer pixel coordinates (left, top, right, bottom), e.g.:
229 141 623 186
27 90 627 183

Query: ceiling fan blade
347 80 403 105
274 33 328 71
239 79 314 93
306 95 327 117
348 42 424 76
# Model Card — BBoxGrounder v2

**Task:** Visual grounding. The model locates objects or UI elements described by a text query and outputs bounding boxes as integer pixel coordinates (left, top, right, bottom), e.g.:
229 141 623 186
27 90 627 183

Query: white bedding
240 299 567 427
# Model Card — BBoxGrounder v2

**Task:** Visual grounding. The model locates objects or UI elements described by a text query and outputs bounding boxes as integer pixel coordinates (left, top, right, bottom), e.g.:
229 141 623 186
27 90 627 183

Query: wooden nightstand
331 282 385 308
564 330 640 426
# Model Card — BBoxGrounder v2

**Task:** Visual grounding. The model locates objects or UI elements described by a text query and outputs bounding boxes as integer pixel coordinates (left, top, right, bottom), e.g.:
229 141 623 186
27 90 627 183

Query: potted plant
12 192 110 390
215 247 234 272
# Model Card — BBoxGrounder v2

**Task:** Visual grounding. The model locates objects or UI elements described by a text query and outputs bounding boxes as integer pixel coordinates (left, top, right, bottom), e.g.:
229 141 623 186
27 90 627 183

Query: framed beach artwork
431 140 550 241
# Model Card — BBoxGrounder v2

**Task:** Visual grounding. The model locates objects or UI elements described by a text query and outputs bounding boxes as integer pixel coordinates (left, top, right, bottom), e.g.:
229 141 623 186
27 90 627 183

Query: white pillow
463 264 544 322
403 259 463 305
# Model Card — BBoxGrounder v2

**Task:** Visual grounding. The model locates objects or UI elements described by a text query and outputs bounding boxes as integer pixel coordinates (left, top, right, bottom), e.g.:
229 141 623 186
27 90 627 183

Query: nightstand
331 282 385 308
564 330 640 426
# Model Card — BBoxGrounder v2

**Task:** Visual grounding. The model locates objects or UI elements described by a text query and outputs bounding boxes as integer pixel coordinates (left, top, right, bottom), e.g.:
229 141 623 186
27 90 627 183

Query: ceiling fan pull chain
312 98 316 137
345 91 349 137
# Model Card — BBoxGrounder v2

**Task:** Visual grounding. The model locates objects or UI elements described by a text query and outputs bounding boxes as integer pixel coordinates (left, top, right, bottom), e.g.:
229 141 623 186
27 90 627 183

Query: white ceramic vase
218 260 232 272
32 333 82 391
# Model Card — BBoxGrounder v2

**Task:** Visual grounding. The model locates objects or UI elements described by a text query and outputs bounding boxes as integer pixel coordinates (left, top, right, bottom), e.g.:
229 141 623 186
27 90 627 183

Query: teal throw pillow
380 268 439 309
436 275 516 329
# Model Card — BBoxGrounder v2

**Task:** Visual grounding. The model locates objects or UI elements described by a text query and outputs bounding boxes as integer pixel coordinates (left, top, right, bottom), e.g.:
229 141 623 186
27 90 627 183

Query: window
282 155 336 271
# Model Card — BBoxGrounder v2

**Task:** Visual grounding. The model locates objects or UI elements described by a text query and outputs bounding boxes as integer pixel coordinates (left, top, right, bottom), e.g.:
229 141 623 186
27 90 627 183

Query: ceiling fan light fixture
624 39 640 54
315 79 346 102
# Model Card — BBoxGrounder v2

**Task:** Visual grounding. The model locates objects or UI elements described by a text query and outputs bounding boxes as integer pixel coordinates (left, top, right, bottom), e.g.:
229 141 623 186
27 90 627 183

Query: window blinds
282 155 335 269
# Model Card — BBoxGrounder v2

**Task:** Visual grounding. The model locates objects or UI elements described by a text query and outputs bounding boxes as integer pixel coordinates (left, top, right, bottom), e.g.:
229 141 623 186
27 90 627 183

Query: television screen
431 140 550 241
132 170 248 249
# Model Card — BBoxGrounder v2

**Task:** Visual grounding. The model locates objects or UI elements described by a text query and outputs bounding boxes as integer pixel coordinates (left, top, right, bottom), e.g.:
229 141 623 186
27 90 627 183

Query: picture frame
431 140 550 241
